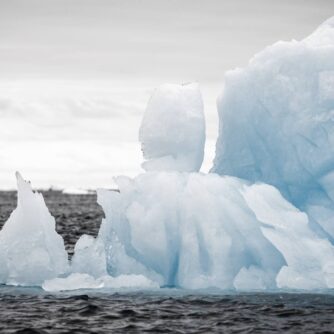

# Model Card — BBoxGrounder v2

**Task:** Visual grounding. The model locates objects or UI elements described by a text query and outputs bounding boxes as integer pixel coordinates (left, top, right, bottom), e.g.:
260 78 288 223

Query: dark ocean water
1 191 334 334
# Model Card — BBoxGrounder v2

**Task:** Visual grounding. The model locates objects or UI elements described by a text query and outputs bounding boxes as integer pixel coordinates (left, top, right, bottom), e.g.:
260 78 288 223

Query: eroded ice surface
211 17 334 240
71 234 107 278
0 173 69 286
0 174 161 291
139 83 205 172
243 184 334 289
2 171 334 291
93 172 334 290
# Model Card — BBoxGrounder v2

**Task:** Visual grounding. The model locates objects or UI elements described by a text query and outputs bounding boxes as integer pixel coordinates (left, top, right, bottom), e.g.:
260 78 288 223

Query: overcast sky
0 0 333 189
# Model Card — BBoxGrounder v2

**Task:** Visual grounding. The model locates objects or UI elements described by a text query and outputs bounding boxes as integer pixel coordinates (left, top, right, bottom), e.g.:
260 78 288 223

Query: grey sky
1 0 333 81
0 0 333 189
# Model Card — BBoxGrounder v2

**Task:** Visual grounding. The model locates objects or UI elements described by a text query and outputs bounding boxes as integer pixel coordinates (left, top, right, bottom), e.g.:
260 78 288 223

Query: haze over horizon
1 0 333 189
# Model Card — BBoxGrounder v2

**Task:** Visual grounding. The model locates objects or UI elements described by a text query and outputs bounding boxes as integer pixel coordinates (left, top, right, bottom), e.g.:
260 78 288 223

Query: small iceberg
0 173 69 286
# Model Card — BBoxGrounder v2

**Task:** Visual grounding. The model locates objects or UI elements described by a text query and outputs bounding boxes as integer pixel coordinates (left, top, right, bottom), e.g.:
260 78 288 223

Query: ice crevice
1 18 334 291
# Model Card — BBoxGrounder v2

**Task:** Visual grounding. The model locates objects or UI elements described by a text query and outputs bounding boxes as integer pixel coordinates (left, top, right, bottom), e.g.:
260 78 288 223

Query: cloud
0 80 148 124
0 79 218 188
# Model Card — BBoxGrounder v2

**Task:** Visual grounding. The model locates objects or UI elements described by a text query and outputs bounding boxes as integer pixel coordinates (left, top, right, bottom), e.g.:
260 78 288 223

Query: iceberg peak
15 171 34 205
0 173 69 286
139 83 205 172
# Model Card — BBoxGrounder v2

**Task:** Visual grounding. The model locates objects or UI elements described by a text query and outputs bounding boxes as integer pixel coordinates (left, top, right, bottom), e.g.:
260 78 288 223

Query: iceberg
0 173 69 286
1 18 334 292
139 83 205 172
211 17 334 240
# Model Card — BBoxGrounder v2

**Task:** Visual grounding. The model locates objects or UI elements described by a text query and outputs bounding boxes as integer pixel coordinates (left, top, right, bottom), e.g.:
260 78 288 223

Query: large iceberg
211 18 334 240
1 18 334 292
139 83 205 172
0 173 68 286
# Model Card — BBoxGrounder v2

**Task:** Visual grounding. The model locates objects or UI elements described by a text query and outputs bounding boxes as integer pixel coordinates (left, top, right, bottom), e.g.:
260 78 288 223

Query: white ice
3 171 334 290
70 234 108 278
211 17 334 241
0 173 69 286
139 83 205 172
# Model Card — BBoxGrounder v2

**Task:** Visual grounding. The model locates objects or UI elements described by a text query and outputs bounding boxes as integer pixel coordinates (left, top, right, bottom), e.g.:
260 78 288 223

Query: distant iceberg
1 17 334 292
62 188 93 195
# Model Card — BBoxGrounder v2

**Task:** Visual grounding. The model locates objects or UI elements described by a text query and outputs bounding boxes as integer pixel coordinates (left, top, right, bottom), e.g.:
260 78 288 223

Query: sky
0 0 334 189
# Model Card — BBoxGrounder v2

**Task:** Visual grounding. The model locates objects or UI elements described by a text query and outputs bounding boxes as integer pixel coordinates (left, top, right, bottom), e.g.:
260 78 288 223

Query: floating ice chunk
0 173 68 286
211 17 334 240
139 83 205 172
42 273 159 292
